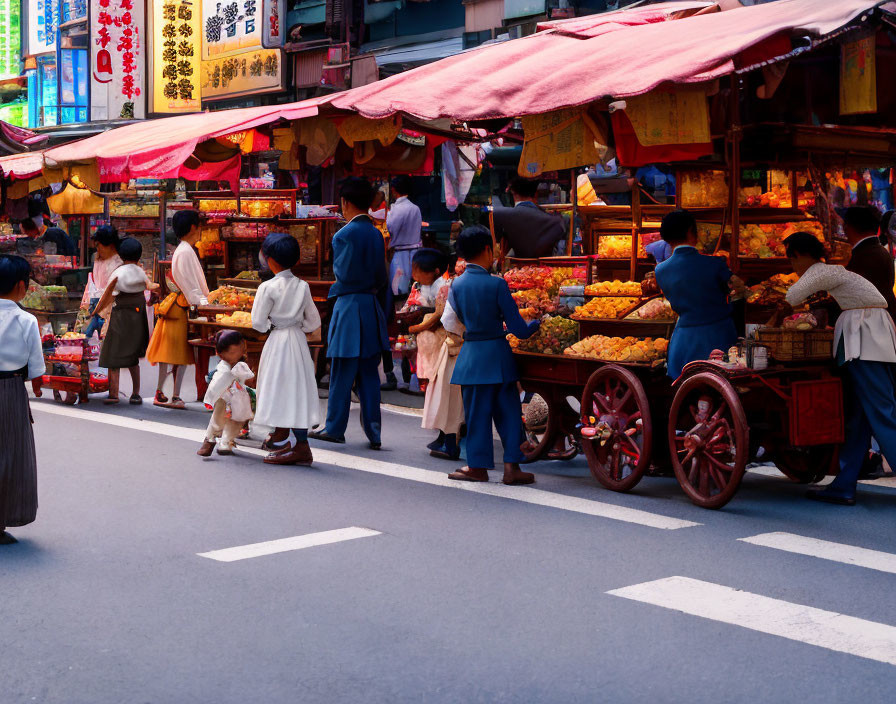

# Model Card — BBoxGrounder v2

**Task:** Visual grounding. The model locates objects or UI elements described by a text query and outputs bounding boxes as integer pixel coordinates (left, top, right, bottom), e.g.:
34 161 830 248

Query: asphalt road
4 395 896 703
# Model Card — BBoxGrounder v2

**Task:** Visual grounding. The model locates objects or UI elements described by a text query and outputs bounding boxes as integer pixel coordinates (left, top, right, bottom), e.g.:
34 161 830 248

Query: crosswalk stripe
738 532 896 574
32 402 700 530
198 527 382 562
607 576 896 666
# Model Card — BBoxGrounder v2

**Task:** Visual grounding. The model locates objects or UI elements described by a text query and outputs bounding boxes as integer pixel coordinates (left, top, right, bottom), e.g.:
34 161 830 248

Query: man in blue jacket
441 226 540 484
311 178 390 449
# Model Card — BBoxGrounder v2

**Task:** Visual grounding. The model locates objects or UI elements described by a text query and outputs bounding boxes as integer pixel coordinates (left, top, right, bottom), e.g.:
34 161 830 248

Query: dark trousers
831 359 896 494
325 354 382 443
462 382 524 470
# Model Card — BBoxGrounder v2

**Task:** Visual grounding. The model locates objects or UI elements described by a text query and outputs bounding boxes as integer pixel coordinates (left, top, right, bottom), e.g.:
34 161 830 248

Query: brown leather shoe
447 467 489 482
502 462 535 485
197 440 216 457
264 442 313 466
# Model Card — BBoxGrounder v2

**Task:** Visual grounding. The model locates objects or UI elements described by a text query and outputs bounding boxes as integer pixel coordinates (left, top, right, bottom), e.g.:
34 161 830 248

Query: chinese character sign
90 0 146 119
262 0 284 49
201 0 268 59
27 0 59 56
201 48 281 100
152 0 201 113
0 0 21 80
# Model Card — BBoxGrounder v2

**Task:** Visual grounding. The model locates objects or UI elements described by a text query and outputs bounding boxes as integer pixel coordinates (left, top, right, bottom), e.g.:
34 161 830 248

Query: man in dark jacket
489 177 566 259
844 206 896 324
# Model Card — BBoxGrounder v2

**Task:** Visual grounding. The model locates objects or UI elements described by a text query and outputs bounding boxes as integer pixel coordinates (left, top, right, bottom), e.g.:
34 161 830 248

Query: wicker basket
756 327 834 362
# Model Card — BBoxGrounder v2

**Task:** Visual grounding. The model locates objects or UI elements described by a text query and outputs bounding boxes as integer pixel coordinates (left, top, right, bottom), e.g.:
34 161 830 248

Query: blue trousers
462 382 524 470
325 355 382 443
83 299 104 339
831 359 896 494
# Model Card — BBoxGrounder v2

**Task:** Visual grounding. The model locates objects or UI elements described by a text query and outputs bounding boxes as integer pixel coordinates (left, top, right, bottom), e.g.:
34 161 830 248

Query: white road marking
739 532 896 574
198 527 381 562
31 402 700 531
607 576 896 666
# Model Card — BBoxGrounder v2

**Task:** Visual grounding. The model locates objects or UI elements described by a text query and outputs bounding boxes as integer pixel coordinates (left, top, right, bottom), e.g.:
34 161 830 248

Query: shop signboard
60 47 88 123
202 0 283 59
200 48 282 101
0 0 21 79
27 0 59 56
90 0 147 119
151 0 202 113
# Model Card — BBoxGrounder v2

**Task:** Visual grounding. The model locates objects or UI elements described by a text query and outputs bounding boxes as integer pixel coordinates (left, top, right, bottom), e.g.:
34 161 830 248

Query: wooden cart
516 350 843 509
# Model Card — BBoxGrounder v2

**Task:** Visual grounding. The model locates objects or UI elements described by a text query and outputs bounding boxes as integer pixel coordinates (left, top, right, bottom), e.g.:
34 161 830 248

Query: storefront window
59 48 87 124
39 57 58 126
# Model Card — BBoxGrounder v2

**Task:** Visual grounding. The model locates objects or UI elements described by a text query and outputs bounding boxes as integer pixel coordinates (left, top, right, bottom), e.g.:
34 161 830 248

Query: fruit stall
32 332 109 404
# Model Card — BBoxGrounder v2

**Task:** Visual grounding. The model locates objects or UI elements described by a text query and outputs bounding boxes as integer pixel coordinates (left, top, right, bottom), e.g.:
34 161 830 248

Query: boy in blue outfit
441 226 540 484
311 177 390 450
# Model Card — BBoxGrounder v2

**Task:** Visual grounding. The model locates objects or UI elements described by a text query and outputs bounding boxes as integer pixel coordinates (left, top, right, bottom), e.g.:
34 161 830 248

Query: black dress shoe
369 441 382 450
308 430 346 444
0 531 18 545
806 487 856 506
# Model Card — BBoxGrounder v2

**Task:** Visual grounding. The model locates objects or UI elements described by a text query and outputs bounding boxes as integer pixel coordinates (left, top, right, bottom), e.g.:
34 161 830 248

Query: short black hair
20 218 40 234
92 225 120 249
172 209 201 240
0 254 31 294
412 248 445 274
117 237 143 262
784 232 826 260
509 177 538 199
391 175 412 197
843 206 880 235
214 329 244 354
455 225 493 261
340 177 375 211
261 232 300 269
660 209 698 244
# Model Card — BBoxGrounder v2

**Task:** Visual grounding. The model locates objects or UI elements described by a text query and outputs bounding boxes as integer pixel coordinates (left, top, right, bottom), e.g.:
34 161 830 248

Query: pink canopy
535 1 715 38
331 0 886 121
0 151 46 180
44 97 330 183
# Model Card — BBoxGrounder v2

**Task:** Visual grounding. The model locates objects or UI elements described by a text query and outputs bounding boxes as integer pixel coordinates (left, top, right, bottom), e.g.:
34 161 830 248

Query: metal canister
749 344 769 370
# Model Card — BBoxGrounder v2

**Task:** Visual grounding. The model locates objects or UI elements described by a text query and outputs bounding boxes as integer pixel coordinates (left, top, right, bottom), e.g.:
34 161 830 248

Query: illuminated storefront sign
201 48 282 101
90 0 146 119
151 0 201 113
0 0 21 79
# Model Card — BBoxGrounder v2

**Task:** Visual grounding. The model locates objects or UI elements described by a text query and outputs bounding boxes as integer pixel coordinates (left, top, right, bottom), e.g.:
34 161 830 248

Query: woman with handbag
146 210 209 409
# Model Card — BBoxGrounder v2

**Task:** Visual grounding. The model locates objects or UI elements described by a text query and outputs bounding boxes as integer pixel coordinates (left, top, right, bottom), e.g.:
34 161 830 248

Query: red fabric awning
43 97 330 183
0 151 46 180
330 0 886 122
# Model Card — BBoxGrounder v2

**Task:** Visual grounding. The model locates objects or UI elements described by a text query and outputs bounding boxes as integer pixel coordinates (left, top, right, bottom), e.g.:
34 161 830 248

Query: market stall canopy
43 97 330 183
0 121 48 154
535 1 716 38
0 151 46 181
330 0 890 122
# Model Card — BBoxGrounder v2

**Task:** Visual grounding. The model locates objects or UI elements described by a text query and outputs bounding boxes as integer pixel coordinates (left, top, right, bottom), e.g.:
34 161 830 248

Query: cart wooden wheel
580 365 652 492
668 372 748 509
52 389 77 405
775 446 836 484
521 394 557 463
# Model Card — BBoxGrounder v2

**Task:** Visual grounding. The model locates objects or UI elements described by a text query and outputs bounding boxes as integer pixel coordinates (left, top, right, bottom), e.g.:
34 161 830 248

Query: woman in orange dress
146 210 209 409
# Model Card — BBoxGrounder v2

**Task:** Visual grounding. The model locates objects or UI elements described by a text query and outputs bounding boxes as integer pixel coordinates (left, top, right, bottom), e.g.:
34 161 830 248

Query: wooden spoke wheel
580 365 652 492
521 394 557 463
668 372 748 509
52 389 78 405
775 446 836 484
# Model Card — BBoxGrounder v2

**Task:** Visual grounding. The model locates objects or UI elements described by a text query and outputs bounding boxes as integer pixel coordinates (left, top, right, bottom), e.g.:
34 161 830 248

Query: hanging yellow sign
624 85 710 147
519 108 607 178
337 115 402 147
840 36 877 116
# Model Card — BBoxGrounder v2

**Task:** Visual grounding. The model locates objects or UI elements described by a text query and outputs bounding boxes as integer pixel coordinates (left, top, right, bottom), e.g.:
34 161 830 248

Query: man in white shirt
385 175 422 296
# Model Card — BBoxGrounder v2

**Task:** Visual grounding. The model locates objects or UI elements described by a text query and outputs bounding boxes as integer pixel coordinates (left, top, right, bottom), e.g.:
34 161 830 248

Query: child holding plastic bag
197 329 254 457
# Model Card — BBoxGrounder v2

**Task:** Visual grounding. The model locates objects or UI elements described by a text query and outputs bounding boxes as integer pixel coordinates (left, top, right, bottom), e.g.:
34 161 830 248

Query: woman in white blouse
146 210 209 409
782 231 896 505
0 255 46 544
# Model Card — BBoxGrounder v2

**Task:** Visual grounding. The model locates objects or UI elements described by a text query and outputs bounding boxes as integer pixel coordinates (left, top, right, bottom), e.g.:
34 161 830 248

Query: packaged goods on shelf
681 170 728 208
565 335 669 363
197 199 238 216
574 297 639 319
739 221 823 258
507 316 578 355
626 298 676 321
597 235 647 259
288 223 319 264
229 222 272 240
585 280 643 296
240 199 291 218
109 200 160 217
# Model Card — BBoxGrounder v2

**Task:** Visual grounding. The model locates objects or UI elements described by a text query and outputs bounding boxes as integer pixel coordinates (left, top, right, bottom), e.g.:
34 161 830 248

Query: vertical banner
0 0 21 79
262 0 284 48
840 36 877 116
28 0 59 56
151 0 201 113
90 0 146 119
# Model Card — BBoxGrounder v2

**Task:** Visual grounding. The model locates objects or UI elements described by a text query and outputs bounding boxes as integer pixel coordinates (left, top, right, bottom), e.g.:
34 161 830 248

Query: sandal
447 467 489 482
129 394 143 405
169 397 186 410
153 390 169 406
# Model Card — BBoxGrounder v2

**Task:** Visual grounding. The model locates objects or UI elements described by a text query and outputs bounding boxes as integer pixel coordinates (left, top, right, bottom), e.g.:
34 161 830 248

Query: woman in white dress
251 234 322 466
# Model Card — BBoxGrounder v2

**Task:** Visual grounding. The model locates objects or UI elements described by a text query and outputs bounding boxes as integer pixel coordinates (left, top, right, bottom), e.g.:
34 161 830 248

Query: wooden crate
756 328 833 362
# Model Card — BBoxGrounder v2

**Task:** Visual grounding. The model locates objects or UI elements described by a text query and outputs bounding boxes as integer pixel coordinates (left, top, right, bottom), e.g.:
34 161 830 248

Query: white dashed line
198 527 382 562
739 532 896 574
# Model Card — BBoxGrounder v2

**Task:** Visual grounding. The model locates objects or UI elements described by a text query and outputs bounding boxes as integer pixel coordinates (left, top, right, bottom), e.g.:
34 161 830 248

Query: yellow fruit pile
208 286 256 310
597 235 647 259
585 280 643 296
564 335 669 363
574 297 639 319
215 311 253 328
